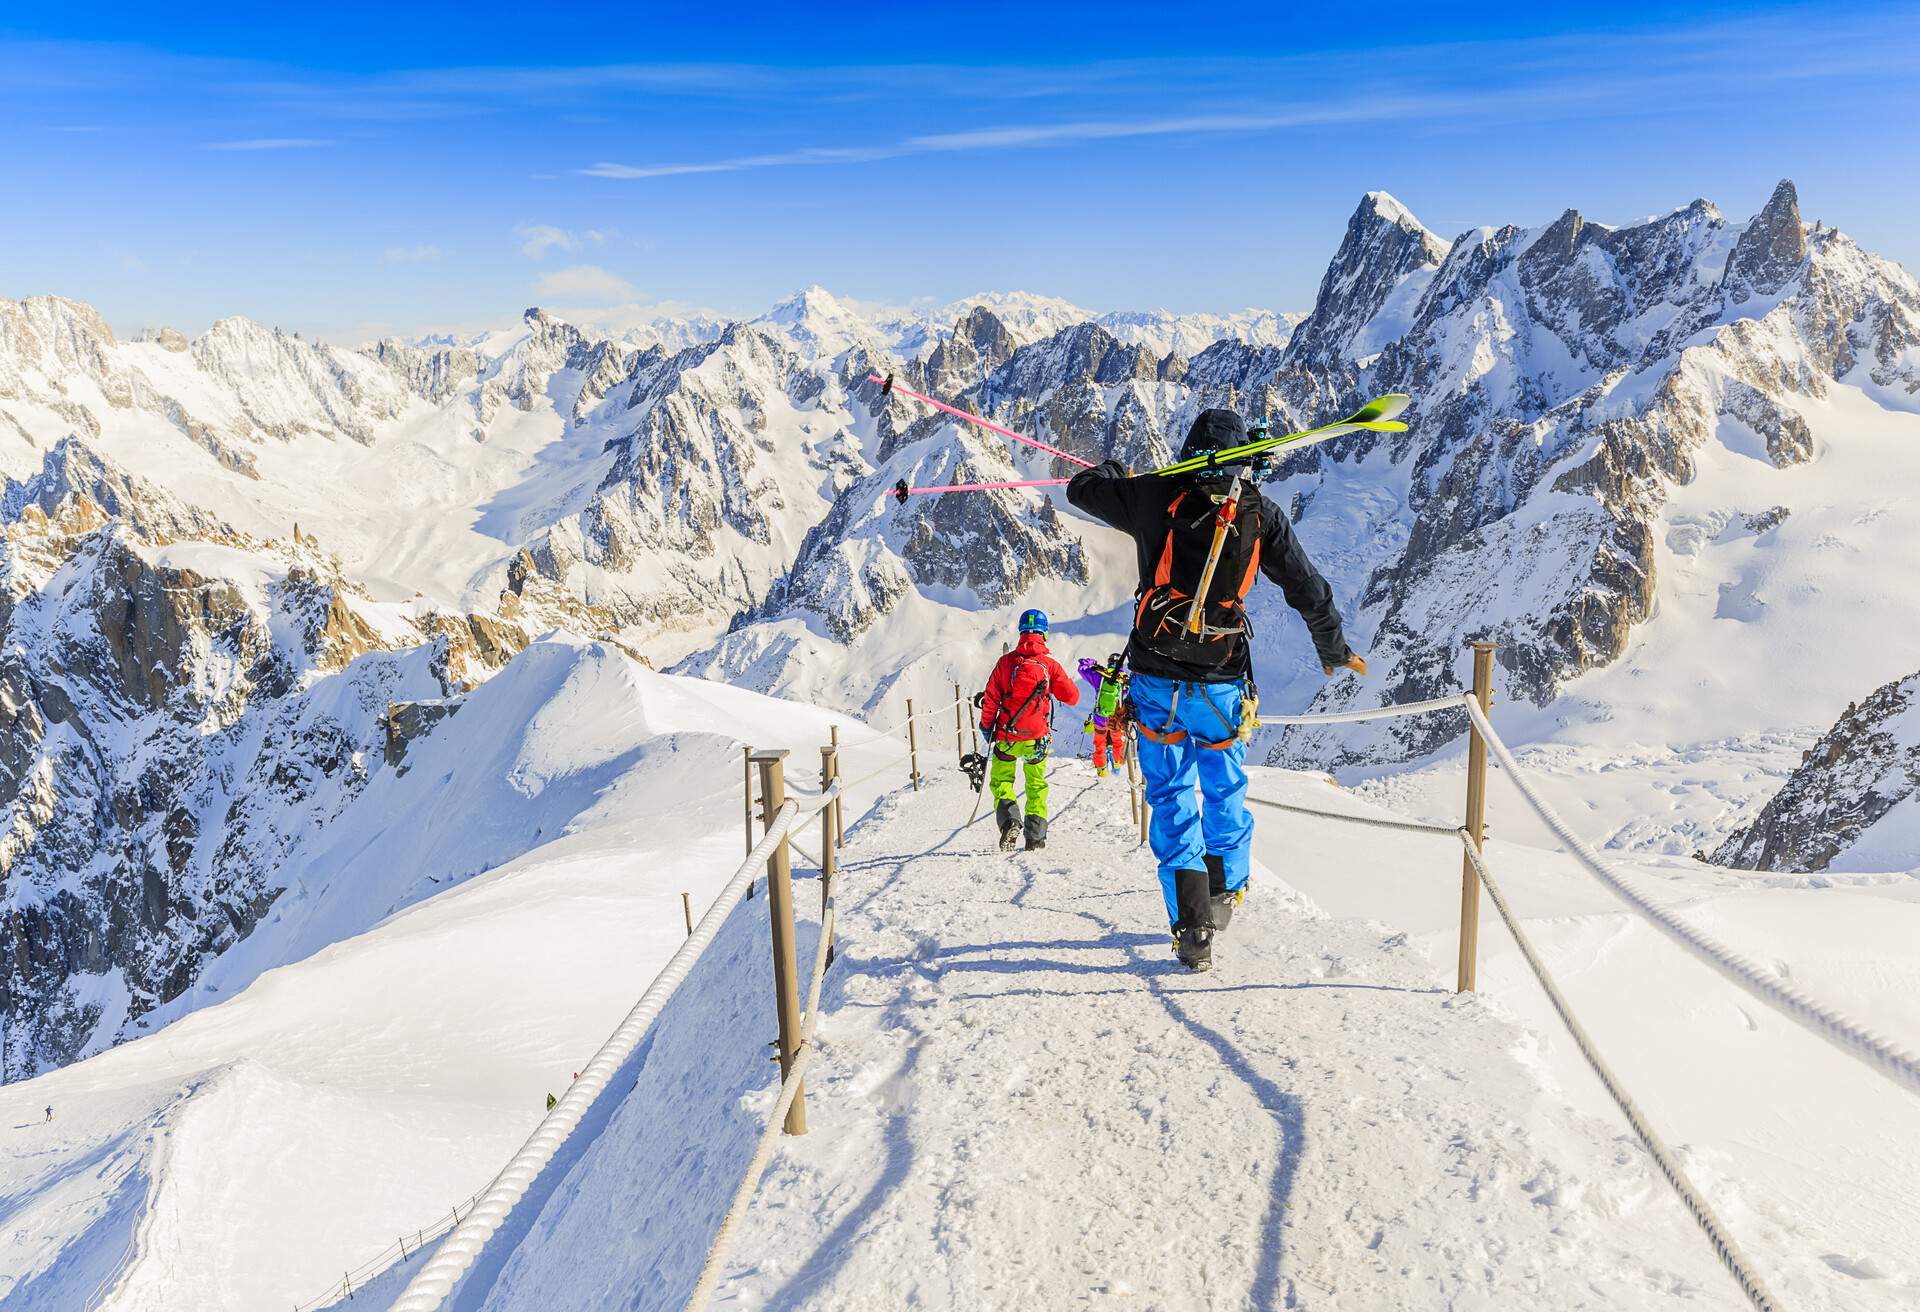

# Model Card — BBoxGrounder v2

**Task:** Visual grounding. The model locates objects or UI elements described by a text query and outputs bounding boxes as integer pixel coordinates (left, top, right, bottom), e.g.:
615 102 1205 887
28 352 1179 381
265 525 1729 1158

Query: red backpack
989 654 1056 741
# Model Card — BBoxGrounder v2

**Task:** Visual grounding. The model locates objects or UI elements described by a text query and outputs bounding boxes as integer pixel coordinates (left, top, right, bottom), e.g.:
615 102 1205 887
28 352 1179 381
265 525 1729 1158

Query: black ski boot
996 800 1020 852
1173 868 1215 972
1206 854 1244 931
1023 813 1048 852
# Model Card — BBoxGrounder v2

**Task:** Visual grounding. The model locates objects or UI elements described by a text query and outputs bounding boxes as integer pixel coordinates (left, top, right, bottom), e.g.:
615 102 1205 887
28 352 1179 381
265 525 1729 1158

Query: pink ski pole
890 476 1070 504
871 373 1094 469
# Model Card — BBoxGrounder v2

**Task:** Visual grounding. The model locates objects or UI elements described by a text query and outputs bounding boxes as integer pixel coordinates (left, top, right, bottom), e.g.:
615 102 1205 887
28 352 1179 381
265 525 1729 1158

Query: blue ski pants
1128 674 1252 927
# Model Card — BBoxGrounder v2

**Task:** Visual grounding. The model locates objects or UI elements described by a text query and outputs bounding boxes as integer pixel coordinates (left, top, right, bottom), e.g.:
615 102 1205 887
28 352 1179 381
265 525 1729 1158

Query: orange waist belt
1134 720 1236 751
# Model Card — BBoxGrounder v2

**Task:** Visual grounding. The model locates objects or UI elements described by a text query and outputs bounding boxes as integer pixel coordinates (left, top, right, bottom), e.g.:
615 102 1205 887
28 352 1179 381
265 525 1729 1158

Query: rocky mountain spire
1285 191 1449 366
1723 179 1807 303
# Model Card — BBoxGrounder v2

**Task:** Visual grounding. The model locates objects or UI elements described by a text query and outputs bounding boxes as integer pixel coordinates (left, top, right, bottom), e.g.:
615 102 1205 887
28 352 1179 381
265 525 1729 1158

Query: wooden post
820 743 839 963
743 744 757 899
752 750 807 1134
906 698 921 791
953 682 965 759
828 725 844 850
682 891 693 937
1124 735 1141 826
1457 642 1496 993
743 745 754 856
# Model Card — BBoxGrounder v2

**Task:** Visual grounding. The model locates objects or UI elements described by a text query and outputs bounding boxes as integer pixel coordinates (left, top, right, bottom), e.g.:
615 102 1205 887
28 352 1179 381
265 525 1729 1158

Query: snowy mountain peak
764 284 847 322
1361 189 1424 233
1286 191 1449 365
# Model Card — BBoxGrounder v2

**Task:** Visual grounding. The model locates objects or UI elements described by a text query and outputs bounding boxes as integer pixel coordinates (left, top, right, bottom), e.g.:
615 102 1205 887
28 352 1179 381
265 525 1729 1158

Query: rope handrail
1257 690 1473 726
865 693 965 740
390 799 807 1312
390 735 915 1312
1245 793 1458 836
1459 834 1783 1311
683 878 841 1308
1460 697 1920 1100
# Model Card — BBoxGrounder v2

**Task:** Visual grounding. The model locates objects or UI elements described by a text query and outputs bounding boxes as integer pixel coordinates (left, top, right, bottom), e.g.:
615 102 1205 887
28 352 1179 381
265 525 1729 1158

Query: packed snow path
487 764 1756 1310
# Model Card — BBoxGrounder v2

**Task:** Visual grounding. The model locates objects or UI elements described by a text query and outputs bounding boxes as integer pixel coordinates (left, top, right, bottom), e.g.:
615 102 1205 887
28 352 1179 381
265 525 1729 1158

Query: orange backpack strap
1234 538 1263 601
1151 490 1187 588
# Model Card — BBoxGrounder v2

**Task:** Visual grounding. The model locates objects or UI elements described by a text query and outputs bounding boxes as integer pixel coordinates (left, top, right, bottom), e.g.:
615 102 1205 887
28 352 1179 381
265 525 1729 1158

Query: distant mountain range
2 178 1918 1078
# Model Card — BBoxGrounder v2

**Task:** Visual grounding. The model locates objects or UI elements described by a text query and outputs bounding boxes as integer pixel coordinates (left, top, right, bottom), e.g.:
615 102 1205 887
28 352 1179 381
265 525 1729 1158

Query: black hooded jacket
1066 458 1353 683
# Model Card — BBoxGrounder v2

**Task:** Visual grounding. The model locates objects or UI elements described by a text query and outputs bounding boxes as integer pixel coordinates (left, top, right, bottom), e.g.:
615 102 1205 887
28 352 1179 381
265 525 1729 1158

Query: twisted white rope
683 890 840 1310
1246 794 1457 836
1259 691 1473 725
1461 697 1920 1100
390 801 804 1312
1460 835 1783 1311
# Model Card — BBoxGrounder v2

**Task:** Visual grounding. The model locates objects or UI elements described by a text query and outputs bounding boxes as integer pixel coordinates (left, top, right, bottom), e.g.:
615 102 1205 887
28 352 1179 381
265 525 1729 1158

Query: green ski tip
1151 393 1412 477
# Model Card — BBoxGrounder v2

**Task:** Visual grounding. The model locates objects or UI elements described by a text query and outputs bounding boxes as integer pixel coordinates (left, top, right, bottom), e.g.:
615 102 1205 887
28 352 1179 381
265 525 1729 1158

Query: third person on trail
1067 408 1367 973
978 609 1080 853
1077 654 1129 779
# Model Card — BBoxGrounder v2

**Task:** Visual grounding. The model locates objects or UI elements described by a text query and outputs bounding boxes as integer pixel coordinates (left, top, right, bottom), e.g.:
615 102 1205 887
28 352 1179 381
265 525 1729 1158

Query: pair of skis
874 372 1410 503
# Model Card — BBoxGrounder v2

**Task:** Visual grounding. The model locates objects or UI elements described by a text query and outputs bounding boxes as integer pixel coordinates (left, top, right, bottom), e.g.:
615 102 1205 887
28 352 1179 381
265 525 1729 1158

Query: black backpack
1131 485 1263 668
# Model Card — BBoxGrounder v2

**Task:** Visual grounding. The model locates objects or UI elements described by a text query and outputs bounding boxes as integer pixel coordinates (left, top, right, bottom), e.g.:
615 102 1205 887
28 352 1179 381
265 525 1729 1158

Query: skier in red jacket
979 609 1080 851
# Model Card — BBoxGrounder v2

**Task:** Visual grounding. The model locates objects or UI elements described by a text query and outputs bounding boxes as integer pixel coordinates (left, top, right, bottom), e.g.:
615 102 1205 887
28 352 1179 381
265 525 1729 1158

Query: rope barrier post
906 698 921 791
820 743 838 964
828 725 844 850
953 682 965 760
743 745 758 899
1124 731 1141 827
751 750 807 1135
1457 641 1496 993
682 891 693 937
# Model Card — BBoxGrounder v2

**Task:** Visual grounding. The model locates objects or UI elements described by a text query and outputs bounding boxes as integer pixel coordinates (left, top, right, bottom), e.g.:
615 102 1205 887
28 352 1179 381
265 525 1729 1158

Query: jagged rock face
921 306 1020 398
1724 180 1809 305
1712 671 1920 871
0 442 526 1081
1257 182 1920 765
369 337 480 406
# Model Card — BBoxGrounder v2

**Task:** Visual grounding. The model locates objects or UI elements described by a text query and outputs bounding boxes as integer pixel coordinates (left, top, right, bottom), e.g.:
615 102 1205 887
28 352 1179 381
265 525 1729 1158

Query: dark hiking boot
1174 922 1214 972
1173 869 1215 971
1205 854 1244 931
1023 813 1048 851
998 799 1029 852
996 800 1020 851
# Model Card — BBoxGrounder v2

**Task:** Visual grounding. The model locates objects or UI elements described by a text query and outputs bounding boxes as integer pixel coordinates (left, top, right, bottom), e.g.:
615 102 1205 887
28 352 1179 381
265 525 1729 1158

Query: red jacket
980 633 1079 743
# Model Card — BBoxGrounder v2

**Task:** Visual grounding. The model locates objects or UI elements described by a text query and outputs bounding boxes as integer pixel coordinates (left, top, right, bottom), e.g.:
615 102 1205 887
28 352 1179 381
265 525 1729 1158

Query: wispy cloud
514 224 612 259
578 15 1920 185
384 244 448 263
530 264 641 302
203 137 334 151
581 99 1453 180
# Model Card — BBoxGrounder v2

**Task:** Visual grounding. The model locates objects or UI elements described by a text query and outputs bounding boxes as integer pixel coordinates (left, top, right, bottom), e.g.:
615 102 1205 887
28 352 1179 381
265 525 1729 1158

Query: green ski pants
989 740 1049 817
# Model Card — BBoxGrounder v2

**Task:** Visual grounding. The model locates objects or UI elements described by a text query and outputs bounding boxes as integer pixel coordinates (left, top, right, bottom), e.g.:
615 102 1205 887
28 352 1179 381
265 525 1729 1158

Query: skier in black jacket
1067 408 1366 970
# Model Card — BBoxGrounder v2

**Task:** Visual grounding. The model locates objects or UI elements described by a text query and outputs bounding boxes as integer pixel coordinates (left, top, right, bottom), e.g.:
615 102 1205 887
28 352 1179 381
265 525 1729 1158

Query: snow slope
457 763 1919 1310
0 642 903 1310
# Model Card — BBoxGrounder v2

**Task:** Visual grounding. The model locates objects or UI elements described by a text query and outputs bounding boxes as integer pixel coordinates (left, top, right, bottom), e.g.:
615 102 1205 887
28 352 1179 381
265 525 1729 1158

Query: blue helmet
1017 608 1049 635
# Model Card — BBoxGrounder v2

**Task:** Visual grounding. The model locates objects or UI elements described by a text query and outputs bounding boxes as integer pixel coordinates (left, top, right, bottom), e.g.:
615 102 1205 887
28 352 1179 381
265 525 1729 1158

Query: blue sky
4 1 1918 342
